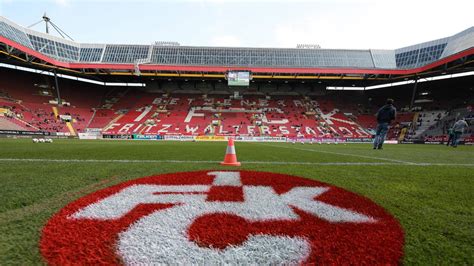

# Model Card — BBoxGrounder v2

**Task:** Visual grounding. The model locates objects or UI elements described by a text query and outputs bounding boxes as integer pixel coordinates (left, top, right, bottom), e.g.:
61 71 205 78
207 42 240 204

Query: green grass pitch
0 139 472 264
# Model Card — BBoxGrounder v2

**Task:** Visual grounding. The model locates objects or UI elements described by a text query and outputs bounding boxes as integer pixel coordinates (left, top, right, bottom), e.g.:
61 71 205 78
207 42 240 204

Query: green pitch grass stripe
0 158 473 166
0 175 122 225
259 143 417 164
0 158 220 164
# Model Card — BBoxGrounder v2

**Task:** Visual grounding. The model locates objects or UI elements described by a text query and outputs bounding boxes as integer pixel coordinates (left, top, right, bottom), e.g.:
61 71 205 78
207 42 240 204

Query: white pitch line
0 158 472 166
0 158 220 164
258 143 417 165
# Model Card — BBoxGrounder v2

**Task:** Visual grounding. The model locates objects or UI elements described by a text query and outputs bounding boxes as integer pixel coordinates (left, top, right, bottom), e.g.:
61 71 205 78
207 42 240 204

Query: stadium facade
1 16 473 79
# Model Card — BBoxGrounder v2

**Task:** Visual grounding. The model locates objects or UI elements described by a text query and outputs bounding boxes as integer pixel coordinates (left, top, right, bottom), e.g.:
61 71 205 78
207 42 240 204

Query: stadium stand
99 92 372 138
0 15 472 142
0 68 109 134
2 66 473 142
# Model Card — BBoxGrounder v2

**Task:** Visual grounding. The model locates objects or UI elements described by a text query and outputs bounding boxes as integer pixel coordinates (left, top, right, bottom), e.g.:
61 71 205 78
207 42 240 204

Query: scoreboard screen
227 71 250 86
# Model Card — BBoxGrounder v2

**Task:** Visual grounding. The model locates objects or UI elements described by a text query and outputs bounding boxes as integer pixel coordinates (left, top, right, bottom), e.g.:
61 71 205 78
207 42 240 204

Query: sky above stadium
0 0 473 50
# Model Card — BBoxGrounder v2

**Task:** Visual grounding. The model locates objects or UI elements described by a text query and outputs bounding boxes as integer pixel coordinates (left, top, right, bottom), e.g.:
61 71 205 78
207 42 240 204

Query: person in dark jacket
446 127 454 146
373 98 396 149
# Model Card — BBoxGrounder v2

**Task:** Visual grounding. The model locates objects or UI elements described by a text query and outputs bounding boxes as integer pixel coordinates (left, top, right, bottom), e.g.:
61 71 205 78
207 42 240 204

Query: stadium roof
0 15 473 80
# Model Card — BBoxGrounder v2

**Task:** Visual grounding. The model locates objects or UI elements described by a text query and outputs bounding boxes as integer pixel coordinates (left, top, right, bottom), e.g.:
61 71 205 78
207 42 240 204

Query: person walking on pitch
373 99 397 150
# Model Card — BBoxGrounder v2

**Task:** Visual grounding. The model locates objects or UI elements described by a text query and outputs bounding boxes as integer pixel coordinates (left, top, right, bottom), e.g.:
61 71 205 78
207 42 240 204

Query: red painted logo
40 170 404 265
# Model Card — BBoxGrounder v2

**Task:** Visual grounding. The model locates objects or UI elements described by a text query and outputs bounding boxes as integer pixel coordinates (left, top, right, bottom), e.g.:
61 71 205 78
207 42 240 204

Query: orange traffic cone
220 138 241 166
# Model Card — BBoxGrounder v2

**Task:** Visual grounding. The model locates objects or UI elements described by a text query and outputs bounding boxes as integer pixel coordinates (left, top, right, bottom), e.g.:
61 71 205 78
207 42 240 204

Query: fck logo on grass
40 170 404 265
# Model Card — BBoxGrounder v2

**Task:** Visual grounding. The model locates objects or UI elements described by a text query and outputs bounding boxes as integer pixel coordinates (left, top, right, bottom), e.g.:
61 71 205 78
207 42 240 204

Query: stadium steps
13 116 40 131
0 117 28 131
85 109 97 129
422 108 472 136
65 122 77 136
87 109 117 129
103 114 124 131
411 112 420 130
16 101 34 113
52 106 59 118
0 103 41 131
53 106 76 135
413 111 448 137
398 127 408 141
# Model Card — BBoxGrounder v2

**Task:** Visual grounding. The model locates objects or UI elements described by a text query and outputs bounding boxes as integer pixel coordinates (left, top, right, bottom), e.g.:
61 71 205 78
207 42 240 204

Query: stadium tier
101 94 374 137
1 68 472 142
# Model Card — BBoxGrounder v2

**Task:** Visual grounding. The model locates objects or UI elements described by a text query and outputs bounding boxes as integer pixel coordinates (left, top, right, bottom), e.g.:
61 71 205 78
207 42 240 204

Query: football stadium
0 2 473 265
